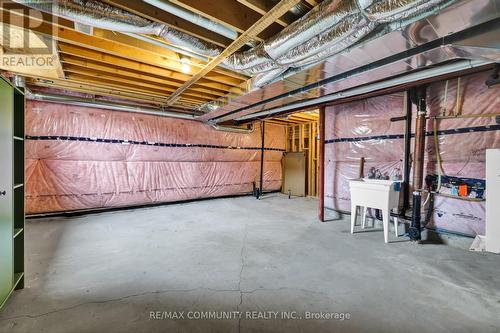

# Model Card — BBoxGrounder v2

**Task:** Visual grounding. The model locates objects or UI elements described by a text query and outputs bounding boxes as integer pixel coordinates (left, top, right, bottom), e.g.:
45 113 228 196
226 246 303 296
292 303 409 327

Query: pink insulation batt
325 71 499 236
25 102 285 214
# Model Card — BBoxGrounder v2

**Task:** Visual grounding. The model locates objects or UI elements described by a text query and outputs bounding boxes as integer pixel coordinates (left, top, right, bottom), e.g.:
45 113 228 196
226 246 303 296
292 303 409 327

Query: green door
0 78 13 307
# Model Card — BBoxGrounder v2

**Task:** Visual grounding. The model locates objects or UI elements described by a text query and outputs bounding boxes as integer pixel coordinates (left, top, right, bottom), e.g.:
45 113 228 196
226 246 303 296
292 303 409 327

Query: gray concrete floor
0 194 499 333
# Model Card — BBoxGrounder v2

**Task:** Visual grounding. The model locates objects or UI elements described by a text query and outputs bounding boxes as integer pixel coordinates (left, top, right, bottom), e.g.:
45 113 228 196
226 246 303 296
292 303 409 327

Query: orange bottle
458 184 468 197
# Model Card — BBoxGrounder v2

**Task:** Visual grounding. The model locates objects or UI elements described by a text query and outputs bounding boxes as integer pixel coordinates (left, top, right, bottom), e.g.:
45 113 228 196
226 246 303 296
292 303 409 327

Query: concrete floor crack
237 225 248 333
0 287 238 322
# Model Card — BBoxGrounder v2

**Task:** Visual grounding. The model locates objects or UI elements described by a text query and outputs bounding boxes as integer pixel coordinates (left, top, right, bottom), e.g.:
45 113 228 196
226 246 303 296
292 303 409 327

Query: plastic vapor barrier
424 72 499 236
25 101 285 214
325 71 499 236
324 93 406 213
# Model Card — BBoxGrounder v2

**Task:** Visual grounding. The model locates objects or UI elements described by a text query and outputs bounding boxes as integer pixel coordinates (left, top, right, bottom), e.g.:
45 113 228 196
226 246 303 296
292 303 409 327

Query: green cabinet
0 76 25 309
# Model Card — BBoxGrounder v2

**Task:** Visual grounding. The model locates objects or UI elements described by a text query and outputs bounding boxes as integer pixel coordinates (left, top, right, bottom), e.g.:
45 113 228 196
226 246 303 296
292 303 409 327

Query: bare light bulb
180 57 191 74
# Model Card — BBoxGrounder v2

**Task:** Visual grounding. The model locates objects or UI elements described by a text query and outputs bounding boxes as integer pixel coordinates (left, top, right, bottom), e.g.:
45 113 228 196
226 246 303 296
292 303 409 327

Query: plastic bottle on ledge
392 168 402 191
368 167 376 179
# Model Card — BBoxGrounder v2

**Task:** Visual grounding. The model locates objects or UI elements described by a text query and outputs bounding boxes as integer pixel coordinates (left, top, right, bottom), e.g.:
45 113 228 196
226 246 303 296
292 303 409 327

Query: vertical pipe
412 87 427 191
401 91 412 214
259 121 266 197
410 86 426 241
358 157 365 178
318 106 325 222
409 191 422 241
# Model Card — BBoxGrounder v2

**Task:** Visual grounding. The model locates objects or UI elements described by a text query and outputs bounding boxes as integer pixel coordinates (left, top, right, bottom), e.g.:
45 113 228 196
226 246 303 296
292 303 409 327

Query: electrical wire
433 117 446 193
422 189 432 207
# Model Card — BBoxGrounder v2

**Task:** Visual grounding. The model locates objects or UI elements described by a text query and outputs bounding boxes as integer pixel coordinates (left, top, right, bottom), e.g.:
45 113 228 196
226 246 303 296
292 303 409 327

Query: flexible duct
13 0 163 34
358 0 450 22
224 0 454 76
13 0 455 88
158 26 222 57
263 0 359 60
238 0 455 75
290 21 376 68
274 14 371 66
252 67 289 88
224 44 273 72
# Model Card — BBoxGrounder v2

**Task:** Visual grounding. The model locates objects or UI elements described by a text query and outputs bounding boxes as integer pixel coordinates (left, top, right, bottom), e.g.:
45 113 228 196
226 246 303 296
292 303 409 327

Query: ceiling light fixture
180 57 191 74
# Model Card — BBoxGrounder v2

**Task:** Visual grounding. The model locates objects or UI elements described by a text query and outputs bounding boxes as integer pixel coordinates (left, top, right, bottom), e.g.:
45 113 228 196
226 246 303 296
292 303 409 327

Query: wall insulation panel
25 101 285 214
424 72 499 236
325 93 406 212
325 71 499 236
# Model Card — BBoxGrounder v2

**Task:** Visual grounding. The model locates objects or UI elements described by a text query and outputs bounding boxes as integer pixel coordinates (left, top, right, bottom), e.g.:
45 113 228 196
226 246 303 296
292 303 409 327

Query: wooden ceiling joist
3 0 319 110
1 6 247 89
168 0 284 40
165 0 300 106
63 67 222 101
304 0 318 6
61 63 228 98
237 0 298 27
92 28 248 81
57 46 242 93
29 78 169 104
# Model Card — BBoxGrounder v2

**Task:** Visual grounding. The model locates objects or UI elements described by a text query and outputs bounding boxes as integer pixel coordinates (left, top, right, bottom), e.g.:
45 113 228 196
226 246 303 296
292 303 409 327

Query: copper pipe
411 87 427 191
358 157 365 178
413 114 426 190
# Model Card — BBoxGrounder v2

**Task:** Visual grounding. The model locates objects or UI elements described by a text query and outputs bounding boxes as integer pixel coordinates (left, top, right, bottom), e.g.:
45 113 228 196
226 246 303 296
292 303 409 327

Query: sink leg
382 209 390 243
394 217 399 237
351 204 358 234
361 206 367 229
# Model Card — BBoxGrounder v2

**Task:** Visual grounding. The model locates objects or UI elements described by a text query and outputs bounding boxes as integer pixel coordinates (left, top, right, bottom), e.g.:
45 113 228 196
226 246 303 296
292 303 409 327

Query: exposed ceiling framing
268 110 319 125
165 0 302 106
0 0 321 110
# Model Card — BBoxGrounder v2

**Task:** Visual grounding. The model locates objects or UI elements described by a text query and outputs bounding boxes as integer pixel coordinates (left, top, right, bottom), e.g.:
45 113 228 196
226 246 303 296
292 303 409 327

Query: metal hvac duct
142 0 238 40
12 75 26 88
13 0 455 86
27 91 198 119
224 0 456 76
12 0 164 34
234 60 492 122
26 91 255 133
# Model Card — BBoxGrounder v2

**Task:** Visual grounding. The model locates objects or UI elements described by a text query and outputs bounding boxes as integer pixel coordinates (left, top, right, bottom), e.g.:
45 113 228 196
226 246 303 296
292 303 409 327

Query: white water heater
486 149 500 253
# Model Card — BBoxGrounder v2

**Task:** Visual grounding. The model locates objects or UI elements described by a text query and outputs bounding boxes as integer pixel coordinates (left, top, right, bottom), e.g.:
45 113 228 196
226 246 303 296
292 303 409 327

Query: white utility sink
348 178 401 243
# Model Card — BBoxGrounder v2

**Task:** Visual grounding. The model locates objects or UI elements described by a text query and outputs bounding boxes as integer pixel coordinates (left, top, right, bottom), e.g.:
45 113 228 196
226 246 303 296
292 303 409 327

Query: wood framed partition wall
284 116 320 197
0 75 25 309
